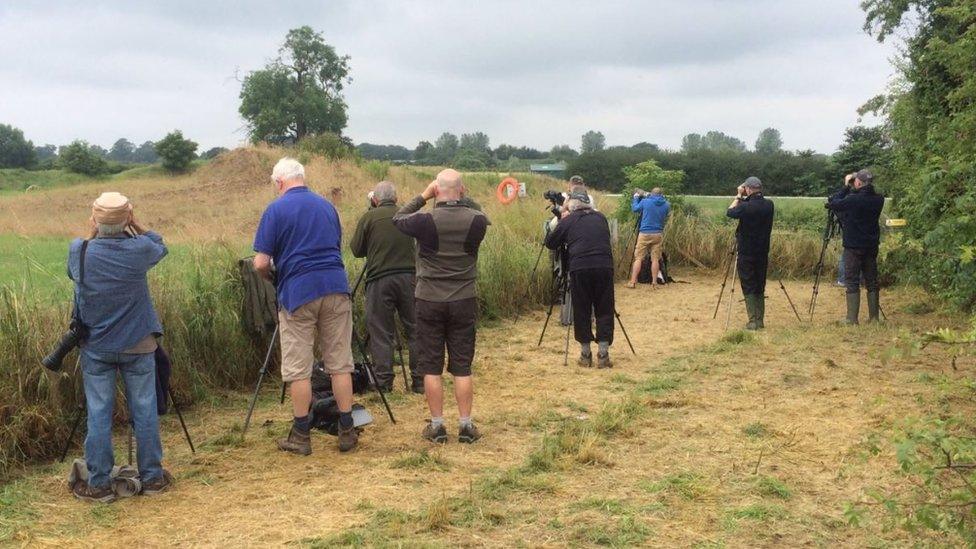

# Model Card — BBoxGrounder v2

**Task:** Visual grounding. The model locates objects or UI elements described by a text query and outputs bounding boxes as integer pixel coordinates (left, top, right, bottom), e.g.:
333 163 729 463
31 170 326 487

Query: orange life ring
496 177 519 205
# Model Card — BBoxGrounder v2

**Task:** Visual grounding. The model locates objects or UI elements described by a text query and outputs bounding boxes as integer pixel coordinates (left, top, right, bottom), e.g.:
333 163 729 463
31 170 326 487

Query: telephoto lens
41 322 85 372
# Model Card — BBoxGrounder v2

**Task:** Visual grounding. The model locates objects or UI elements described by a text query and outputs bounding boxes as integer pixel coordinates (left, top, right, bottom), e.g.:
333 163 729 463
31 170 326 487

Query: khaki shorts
634 232 664 262
278 294 354 382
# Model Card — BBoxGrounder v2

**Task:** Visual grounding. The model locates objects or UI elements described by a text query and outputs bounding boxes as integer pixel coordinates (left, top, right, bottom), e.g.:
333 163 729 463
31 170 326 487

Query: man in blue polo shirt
627 187 671 289
253 157 357 455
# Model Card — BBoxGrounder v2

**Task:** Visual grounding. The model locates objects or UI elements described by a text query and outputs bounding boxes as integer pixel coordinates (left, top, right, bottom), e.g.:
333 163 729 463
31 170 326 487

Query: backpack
637 252 674 284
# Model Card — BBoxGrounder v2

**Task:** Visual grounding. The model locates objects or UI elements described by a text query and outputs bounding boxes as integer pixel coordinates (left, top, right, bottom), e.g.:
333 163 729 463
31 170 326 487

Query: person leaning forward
350 181 423 394
627 187 671 289
68 192 172 503
393 169 490 444
253 157 358 456
826 169 885 324
545 187 616 368
726 176 775 330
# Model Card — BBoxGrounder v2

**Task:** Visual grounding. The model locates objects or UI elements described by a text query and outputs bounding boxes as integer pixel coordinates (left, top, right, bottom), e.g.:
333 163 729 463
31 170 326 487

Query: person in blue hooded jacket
626 188 670 289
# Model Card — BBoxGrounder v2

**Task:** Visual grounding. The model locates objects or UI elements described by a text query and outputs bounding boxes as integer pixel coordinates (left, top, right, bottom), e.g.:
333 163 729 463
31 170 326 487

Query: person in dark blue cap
726 177 775 330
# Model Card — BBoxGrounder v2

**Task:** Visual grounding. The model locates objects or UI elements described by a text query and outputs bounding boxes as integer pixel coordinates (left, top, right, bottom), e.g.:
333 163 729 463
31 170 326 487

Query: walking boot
277 425 312 456
338 425 359 452
744 294 759 330
867 291 881 323
844 292 860 325
756 295 766 329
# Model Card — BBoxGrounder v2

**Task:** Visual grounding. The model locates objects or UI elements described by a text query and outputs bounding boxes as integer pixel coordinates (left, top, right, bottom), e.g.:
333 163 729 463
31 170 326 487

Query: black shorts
415 297 477 377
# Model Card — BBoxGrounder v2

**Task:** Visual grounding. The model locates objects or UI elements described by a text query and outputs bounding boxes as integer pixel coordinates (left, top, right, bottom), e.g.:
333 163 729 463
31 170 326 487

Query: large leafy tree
432 132 458 165
0 124 36 168
155 130 198 172
239 26 351 143
581 130 606 154
59 140 106 175
132 140 158 163
755 127 784 155
108 138 135 162
831 125 890 178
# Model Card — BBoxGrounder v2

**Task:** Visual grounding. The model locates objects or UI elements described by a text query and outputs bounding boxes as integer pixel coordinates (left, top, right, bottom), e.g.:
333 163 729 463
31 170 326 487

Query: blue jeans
81 349 163 488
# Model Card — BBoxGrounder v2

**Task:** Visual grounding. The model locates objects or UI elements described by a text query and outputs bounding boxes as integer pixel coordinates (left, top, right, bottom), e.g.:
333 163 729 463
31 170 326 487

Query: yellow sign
886 219 907 227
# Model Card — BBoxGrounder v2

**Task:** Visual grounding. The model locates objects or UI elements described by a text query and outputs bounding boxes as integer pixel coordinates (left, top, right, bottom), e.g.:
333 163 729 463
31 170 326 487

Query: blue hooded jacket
631 194 671 234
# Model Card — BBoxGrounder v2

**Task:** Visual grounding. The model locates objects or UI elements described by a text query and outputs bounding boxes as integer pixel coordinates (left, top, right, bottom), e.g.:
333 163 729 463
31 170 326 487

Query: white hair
97 222 126 236
271 157 305 183
374 181 397 202
567 198 592 212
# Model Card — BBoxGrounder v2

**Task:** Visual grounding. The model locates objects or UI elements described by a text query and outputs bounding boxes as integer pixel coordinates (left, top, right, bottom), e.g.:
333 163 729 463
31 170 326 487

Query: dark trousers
737 253 769 296
414 297 478 377
365 273 418 384
843 247 879 294
570 268 615 345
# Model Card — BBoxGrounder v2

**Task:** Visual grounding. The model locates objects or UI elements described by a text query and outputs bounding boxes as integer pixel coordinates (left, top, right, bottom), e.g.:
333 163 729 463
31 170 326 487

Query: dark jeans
843 247 879 293
737 253 769 296
415 297 477 377
365 273 418 384
570 268 615 345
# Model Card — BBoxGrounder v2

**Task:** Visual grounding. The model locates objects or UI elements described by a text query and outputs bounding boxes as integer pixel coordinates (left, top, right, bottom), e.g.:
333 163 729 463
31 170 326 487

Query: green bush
155 130 198 172
58 141 107 176
298 132 353 161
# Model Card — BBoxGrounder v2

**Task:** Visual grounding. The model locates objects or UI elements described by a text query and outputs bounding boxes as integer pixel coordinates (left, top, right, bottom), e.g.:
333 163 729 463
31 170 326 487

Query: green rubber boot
867 291 880 323
744 294 759 330
756 294 766 329
844 292 860 326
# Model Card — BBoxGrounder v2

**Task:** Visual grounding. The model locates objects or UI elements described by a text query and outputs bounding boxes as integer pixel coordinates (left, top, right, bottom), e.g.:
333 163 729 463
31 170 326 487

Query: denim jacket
67 232 168 353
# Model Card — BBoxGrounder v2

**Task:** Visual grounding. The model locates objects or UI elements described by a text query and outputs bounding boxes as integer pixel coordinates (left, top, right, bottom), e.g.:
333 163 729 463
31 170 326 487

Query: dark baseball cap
855 169 874 184
743 176 762 189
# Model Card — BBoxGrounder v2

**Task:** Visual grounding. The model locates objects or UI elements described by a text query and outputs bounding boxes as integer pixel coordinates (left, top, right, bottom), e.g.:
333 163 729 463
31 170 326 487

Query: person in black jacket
826 169 885 324
726 177 775 330
544 187 615 368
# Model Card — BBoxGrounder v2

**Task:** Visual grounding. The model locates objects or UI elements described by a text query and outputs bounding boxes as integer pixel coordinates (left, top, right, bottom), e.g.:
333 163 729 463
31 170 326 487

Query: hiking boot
422 422 448 444
338 425 359 452
756 295 766 329
744 294 759 330
411 378 425 395
578 352 593 368
867 291 881 323
596 353 613 369
142 470 174 496
72 480 116 504
458 422 482 444
844 292 860 325
277 425 312 456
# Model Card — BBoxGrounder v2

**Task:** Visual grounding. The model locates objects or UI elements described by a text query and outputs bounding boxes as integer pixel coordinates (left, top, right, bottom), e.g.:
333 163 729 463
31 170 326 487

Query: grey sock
430 417 444 428
459 416 473 428
580 342 592 357
598 341 610 356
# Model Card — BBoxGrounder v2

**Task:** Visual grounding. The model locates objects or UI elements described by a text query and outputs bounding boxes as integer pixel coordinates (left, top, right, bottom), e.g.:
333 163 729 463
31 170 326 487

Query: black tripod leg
361 360 396 423
713 241 737 319
725 253 738 331
614 310 637 355
778 279 803 322
60 404 85 462
563 324 571 367
242 328 279 438
279 380 288 404
167 387 195 454
537 284 559 346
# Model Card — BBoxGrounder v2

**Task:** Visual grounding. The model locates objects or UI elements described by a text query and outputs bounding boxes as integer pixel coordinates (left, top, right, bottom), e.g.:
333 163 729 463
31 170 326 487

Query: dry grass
4 273 971 546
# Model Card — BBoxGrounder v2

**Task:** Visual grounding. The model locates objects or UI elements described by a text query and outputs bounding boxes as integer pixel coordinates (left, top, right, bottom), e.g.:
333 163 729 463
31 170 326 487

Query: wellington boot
844 292 860 326
756 295 766 329
744 294 759 330
867 291 881 323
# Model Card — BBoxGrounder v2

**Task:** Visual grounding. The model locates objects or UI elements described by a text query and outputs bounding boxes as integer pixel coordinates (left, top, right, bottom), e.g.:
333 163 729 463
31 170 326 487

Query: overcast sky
0 1 898 154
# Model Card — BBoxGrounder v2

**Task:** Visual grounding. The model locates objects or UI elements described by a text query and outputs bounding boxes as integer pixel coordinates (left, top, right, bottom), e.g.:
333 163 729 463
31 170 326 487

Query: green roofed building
529 162 567 179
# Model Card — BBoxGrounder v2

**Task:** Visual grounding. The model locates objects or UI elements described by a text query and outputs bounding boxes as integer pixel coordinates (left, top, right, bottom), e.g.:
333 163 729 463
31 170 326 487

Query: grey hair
271 157 305 183
97 222 126 236
374 181 397 202
567 198 593 211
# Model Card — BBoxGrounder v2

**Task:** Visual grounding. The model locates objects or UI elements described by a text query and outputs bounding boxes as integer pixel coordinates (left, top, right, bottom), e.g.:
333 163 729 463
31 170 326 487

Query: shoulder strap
79 239 90 287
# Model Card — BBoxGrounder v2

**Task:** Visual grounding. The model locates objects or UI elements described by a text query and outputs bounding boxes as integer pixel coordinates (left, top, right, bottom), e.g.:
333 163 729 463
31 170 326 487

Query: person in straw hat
67 192 172 503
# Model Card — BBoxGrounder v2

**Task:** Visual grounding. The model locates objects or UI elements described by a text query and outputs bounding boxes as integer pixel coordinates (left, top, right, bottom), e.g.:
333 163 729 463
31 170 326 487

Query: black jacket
826 184 884 249
726 193 774 257
544 208 613 273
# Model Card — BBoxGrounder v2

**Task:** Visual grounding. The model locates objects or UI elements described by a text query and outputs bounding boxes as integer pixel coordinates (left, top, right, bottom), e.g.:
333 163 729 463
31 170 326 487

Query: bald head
435 168 464 201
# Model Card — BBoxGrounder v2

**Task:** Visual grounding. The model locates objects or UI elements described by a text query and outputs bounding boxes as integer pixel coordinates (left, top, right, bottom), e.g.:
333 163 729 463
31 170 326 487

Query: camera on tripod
543 190 565 218
41 318 88 372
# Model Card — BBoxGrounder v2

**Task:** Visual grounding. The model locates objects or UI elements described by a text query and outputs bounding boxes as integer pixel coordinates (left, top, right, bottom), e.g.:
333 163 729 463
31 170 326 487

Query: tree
459 132 490 153
433 132 458 165
132 141 158 163
832 125 890 177
356 143 411 161
59 140 107 175
549 144 579 162
108 138 135 162
34 144 57 162
452 149 488 171
0 124 36 168
239 26 351 143
681 133 704 152
297 132 352 161
581 130 606 154
413 141 434 164
614 160 685 221
755 128 784 155
201 146 229 160
154 130 198 172
88 144 108 158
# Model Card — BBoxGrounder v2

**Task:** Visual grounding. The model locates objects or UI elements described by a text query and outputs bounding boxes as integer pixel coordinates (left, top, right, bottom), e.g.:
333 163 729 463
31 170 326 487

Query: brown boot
338 425 359 452
277 425 311 456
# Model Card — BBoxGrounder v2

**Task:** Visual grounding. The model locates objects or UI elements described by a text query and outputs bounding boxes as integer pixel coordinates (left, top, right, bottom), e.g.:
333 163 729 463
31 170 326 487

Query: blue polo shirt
253 186 349 313
632 194 671 234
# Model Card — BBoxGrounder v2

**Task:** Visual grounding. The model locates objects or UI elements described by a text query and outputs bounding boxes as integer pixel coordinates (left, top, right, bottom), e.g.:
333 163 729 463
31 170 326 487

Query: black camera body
543 190 565 218
42 318 88 372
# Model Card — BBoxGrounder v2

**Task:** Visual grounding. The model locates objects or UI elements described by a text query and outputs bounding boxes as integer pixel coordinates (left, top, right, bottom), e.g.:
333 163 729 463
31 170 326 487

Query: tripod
615 218 640 274
713 238 738 321
60 385 195 462
809 209 839 321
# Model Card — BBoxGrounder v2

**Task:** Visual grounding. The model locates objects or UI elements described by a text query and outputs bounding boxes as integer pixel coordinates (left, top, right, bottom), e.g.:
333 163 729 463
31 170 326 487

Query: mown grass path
4 273 969 547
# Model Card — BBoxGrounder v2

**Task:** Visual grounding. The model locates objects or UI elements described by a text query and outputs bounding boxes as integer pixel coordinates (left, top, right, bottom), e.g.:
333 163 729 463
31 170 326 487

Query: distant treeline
356 126 890 196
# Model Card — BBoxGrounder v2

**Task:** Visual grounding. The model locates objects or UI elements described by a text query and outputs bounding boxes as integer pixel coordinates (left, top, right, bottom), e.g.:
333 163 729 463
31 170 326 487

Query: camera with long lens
543 190 565 217
41 318 88 372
